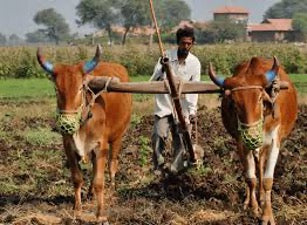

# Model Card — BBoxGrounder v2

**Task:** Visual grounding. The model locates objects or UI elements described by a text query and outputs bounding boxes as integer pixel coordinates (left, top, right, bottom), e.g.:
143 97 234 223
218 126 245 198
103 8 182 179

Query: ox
37 45 132 223
208 57 297 225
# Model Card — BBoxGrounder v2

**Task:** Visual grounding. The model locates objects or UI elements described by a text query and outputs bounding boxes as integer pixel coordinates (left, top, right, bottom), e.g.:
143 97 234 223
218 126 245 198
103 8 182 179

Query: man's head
176 27 195 58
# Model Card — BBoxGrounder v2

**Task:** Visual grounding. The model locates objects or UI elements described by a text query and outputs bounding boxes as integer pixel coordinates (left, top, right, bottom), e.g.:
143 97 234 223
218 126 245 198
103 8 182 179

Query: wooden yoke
162 58 196 163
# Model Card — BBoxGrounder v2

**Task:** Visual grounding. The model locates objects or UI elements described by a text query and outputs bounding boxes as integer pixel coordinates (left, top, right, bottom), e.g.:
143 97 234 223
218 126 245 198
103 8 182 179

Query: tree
198 20 246 44
76 0 120 45
0 33 6 45
292 12 307 41
158 0 191 31
34 8 71 44
25 30 49 43
148 0 191 48
8 34 23 45
76 0 191 46
264 0 307 19
119 0 151 45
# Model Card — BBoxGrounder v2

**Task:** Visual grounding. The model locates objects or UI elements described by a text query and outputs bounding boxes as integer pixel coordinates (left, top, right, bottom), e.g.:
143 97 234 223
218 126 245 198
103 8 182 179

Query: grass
0 78 54 100
0 74 306 101
23 127 61 147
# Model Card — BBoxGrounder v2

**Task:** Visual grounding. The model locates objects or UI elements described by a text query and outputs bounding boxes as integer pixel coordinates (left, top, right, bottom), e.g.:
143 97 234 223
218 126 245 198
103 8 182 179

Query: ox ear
83 44 102 74
265 56 279 84
208 62 225 87
37 48 54 76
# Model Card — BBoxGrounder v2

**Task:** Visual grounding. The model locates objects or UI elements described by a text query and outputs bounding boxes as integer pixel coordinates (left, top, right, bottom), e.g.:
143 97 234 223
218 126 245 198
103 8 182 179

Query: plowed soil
0 102 306 225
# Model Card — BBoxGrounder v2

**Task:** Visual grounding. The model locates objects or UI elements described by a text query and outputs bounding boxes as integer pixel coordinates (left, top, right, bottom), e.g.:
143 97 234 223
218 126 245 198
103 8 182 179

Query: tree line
0 0 306 46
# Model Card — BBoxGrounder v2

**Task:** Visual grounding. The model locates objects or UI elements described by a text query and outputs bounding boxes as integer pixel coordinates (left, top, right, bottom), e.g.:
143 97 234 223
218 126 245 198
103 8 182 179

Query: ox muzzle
237 116 264 150
55 108 82 135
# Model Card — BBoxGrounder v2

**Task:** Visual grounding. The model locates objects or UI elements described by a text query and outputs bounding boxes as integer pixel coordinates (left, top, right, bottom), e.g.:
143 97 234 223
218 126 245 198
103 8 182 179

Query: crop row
0 43 306 78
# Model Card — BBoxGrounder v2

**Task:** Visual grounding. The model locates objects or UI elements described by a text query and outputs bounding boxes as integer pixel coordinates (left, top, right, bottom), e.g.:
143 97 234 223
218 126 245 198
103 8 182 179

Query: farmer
150 27 201 174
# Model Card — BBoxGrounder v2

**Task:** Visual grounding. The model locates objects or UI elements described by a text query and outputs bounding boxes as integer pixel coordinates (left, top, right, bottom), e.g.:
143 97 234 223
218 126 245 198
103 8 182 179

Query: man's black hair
176 27 195 44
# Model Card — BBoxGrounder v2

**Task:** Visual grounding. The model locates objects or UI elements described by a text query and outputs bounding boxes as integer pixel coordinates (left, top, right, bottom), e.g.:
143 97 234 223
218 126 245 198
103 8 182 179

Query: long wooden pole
148 0 196 162
87 77 289 94
88 76 222 94
149 0 165 57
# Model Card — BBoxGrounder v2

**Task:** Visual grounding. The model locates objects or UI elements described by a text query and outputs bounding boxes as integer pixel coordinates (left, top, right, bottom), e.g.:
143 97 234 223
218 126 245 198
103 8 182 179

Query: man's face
178 36 194 58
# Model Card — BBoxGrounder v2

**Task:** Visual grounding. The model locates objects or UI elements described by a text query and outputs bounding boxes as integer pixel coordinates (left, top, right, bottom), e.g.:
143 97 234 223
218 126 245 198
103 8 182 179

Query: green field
0 74 306 100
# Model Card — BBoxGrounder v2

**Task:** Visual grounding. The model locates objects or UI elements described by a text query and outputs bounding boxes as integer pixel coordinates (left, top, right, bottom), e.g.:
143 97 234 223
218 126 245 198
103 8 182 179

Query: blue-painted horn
265 56 279 83
37 48 54 75
208 62 225 87
83 45 102 74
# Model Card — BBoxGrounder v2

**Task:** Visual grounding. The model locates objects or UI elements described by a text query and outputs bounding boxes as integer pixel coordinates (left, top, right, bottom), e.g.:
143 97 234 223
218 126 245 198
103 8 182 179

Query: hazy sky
0 0 281 38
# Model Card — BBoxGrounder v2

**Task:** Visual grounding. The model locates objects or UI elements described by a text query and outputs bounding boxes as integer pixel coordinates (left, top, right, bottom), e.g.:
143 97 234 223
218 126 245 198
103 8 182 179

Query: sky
0 0 281 38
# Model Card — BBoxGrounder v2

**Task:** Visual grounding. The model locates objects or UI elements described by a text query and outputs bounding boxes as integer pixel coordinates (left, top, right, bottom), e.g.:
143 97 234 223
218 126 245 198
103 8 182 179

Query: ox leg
261 138 280 225
109 137 122 191
93 143 108 223
238 143 259 216
88 151 96 200
258 145 270 208
63 138 84 213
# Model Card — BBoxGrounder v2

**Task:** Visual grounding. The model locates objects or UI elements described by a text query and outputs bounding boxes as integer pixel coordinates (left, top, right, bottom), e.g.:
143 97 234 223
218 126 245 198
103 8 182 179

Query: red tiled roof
265 19 293 30
248 19 293 32
213 6 249 14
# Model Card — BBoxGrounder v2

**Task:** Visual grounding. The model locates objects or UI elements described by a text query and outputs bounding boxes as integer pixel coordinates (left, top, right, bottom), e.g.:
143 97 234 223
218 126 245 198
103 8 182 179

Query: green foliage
0 33 6 45
293 12 307 41
25 30 49 43
0 78 54 99
76 0 119 29
119 0 151 45
197 20 246 44
138 136 151 167
33 8 71 44
24 127 61 147
264 0 307 19
192 43 307 74
76 0 119 44
15 48 45 78
8 34 23 46
76 0 191 44
131 114 142 127
120 0 151 28
0 44 307 80
156 0 191 31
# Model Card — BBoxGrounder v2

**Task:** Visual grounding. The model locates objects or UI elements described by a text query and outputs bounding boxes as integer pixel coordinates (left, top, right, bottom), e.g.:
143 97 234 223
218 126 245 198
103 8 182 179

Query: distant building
213 6 249 24
112 25 155 36
171 20 208 33
248 19 295 42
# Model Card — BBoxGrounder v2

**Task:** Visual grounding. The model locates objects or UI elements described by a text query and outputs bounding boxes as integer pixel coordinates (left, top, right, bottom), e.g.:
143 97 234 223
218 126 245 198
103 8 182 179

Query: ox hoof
260 217 275 225
243 202 249 210
73 209 82 218
252 207 261 218
97 216 109 225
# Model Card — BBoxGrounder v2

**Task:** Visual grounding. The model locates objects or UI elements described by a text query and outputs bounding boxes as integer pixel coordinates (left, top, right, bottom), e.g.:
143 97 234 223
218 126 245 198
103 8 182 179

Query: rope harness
54 77 113 135
230 83 280 150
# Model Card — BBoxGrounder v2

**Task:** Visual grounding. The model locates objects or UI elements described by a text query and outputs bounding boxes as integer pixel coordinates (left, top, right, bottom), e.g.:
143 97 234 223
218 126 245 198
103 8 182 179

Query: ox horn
208 62 225 87
37 48 54 75
265 56 279 83
83 44 102 74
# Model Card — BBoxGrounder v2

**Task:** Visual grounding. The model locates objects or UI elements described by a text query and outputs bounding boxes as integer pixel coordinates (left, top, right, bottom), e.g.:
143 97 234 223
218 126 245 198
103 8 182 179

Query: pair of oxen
37 45 297 225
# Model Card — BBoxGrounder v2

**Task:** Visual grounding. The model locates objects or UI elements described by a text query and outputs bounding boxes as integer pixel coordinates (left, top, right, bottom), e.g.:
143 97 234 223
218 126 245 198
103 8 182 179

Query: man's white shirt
150 49 201 118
